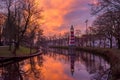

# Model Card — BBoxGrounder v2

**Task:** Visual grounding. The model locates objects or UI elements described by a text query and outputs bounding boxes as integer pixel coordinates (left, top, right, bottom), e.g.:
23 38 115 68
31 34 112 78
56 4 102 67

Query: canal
0 48 110 80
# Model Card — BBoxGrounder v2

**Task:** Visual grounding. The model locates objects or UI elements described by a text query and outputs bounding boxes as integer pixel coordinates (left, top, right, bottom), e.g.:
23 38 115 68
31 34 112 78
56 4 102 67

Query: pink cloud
38 0 94 36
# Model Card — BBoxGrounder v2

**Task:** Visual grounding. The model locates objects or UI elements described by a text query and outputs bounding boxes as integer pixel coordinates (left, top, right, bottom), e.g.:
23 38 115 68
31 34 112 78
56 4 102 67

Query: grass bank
50 46 120 80
0 46 37 57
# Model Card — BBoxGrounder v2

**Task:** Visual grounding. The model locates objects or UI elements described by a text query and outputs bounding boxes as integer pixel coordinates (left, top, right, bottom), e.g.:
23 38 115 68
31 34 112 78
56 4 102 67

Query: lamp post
85 19 88 47
85 19 88 34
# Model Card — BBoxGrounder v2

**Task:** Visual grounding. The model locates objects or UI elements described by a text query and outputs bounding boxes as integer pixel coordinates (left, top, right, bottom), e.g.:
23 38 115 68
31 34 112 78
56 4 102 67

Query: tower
69 25 75 46
68 25 75 75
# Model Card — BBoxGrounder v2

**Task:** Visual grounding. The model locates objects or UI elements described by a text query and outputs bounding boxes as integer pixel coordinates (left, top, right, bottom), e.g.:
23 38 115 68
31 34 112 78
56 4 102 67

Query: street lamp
85 19 88 34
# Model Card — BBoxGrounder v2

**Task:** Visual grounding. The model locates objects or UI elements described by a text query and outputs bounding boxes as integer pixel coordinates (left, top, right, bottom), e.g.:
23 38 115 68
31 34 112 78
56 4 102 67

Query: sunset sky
39 0 97 36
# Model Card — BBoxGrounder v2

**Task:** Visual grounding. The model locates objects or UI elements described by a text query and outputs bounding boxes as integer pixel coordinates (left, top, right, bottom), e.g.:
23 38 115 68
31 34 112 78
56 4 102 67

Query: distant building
69 25 75 46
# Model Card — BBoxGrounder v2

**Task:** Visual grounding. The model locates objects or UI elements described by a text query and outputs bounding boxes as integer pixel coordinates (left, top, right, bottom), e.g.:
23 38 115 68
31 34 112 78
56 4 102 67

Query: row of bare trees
89 0 120 49
74 0 120 49
72 0 120 49
0 0 43 54
46 23 119 49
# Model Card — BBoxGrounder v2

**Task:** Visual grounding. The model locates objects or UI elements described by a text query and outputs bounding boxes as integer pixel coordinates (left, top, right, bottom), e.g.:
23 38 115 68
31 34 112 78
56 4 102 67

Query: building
69 25 75 46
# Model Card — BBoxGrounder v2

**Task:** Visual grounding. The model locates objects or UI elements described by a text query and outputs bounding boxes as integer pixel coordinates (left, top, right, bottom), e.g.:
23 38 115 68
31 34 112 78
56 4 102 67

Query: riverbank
0 46 37 57
50 46 120 80
0 46 41 67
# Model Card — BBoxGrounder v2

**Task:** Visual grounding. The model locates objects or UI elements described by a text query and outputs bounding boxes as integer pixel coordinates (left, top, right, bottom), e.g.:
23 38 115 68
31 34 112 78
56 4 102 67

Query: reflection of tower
69 49 76 76
69 25 75 46
70 54 75 76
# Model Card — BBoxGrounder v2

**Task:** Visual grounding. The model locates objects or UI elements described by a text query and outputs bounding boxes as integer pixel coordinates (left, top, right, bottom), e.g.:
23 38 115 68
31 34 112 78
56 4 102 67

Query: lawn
0 46 13 57
0 46 37 57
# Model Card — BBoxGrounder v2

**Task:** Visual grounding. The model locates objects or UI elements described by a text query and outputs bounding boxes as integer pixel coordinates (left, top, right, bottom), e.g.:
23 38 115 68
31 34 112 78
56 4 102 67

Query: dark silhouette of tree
92 12 114 48
0 13 6 45
2 63 23 80
0 0 43 54
91 0 120 49
92 11 120 49
91 0 120 15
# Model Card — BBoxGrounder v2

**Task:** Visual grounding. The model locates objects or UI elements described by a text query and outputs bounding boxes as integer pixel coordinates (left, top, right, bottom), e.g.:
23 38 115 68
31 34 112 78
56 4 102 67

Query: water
0 48 110 80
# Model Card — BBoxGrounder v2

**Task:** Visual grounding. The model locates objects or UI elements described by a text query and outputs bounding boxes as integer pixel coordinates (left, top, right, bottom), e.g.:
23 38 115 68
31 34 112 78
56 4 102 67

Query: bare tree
92 12 114 48
0 0 43 54
92 11 120 49
0 13 6 45
91 0 120 15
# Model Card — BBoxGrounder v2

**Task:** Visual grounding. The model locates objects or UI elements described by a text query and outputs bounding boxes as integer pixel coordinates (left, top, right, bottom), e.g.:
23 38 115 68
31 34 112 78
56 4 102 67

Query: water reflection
47 48 110 80
0 48 110 80
0 63 22 80
68 48 76 76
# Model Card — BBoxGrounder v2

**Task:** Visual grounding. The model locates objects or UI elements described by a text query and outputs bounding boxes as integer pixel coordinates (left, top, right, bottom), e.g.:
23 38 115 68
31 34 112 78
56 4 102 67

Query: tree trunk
13 46 17 56
89 39 92 47
117 38 120 49
9 39 12 51
9 44 11 51
13 41 20 56
99 39 102 48
16 41 20 49
103 38 106 48
109 39 113 48
0 35 2 46
92 40 95 48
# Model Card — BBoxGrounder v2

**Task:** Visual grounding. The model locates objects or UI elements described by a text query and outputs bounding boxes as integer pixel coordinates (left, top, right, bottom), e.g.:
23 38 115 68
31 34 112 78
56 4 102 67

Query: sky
39 0 97 36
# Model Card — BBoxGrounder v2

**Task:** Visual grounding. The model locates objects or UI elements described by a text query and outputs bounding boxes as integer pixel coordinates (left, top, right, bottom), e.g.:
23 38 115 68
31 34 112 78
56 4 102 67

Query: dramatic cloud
39 0 96 36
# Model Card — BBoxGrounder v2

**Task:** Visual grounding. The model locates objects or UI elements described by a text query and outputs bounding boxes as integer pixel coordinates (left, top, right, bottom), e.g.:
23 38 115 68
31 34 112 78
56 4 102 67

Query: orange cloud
36 0 94 36
91 0 99 5
38 0 74 36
